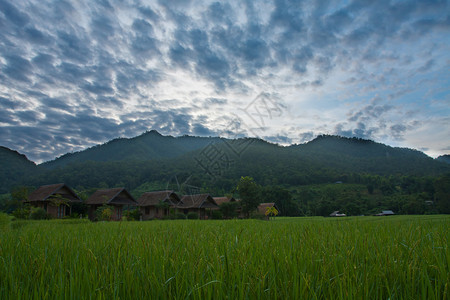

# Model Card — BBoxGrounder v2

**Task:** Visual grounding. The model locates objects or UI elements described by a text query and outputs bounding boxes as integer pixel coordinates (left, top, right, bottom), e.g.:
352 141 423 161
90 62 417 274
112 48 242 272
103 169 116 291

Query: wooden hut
137 190 182 220
212 197 236 209
178 194 218 219
25 183 82 218
86 188 137 221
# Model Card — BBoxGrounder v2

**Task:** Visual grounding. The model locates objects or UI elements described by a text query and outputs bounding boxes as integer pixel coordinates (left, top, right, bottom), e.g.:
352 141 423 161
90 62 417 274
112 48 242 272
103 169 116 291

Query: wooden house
178 194 218 219
211 197 236 210
86 188 137 221
25 183 82 218
137 190 182 220
257 202 280 220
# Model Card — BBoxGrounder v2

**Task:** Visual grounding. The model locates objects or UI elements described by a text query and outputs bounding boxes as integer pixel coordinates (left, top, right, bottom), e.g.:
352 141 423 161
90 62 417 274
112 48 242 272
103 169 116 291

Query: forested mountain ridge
0 147 37 193
437 155 450 164
1 132 449 195
41 130 223 169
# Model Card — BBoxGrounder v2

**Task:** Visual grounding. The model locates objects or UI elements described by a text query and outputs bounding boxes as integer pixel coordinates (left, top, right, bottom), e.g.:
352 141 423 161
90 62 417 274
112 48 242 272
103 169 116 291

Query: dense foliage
1 133 449 216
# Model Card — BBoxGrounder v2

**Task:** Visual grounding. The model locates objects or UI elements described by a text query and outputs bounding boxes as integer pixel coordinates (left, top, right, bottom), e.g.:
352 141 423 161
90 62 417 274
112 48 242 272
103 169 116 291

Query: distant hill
436 155 450 164
1 132 450 194
41 130 222 169
0 147 37 193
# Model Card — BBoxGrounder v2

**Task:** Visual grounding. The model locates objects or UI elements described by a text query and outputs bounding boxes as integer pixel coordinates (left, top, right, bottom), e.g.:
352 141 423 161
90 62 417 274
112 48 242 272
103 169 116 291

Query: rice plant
0 216 448 299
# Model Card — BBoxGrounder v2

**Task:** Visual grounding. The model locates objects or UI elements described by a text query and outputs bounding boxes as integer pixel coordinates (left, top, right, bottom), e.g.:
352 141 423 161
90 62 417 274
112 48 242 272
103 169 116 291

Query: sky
0 0 449 163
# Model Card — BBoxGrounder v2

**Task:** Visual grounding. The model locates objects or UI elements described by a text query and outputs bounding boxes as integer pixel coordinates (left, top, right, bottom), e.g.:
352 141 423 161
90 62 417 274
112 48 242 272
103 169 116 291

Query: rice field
0 215 448 299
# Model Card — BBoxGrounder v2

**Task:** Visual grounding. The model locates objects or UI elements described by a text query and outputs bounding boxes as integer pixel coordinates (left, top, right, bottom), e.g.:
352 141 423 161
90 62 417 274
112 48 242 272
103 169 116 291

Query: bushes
12 206 30 219
125 209 141 221
211 210 222 219
187 212 199 219
30 207 50 220
95 205 113 221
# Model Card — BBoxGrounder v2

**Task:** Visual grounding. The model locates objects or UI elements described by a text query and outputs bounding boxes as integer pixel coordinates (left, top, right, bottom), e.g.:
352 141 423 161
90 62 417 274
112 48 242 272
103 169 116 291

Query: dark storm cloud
23 26 49 44
0 97 20 110
2 54 33 82
0 0 30 27
90 14 116 42
57 30 92 63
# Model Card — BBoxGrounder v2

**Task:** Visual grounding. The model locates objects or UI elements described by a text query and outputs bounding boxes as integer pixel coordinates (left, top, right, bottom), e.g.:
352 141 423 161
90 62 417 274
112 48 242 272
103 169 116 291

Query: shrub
30 207 49 220
187 212 199 219
125 209 141 221
95 205 113 221
175 213 186 220
12 206 30 219
211 210 223 220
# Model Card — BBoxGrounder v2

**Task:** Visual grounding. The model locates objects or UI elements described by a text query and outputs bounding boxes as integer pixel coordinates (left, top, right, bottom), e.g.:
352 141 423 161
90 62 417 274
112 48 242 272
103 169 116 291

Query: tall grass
0 216 448 299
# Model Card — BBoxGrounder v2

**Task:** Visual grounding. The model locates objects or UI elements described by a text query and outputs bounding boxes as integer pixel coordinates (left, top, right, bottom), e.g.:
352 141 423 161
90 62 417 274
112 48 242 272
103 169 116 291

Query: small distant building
375 210 395 216
178 194 218 219
86 188 137 221
211 197 236 209
330 211 346 217
25 183 82 218
137 190 182 220
257 203 280 220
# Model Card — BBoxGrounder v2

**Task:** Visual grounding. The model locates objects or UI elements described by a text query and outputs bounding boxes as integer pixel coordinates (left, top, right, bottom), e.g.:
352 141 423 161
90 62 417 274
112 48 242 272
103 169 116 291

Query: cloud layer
0 0 449 162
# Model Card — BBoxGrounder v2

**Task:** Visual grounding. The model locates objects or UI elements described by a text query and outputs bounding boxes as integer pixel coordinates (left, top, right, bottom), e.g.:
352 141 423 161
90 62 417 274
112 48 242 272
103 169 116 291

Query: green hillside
41 130 222 169
0 147 37 193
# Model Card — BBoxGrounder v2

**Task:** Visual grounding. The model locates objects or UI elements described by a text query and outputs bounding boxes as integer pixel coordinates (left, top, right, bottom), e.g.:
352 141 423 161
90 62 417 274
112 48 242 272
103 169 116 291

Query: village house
86 187 137 221
178 194 218 219
137 190 182 220
211 196 236 209
25 183 82 218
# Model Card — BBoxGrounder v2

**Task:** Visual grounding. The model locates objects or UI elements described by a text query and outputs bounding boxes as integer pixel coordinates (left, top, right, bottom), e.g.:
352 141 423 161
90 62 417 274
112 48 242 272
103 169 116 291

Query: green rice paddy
0 215 448 299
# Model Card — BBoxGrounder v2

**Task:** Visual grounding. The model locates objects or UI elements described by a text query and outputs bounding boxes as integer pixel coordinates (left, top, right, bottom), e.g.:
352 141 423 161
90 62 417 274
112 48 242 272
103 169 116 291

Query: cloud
2 54 33 82
0 0 448 162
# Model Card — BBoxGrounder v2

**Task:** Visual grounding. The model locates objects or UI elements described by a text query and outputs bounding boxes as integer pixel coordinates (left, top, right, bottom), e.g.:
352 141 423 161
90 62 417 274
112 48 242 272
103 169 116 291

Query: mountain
0 147 37 193
41 130 222 169
436 155 450 164
1 132 450 194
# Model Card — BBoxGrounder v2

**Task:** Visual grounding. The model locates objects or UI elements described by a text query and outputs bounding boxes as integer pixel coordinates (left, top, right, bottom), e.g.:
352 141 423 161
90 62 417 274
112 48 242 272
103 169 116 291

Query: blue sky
0 0 449 163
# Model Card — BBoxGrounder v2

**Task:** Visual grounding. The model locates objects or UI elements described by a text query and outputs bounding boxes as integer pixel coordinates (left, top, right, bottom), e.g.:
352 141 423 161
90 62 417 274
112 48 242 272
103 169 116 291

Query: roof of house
381 210 395 215
213 197 236 206
26 183 81 203
257 202 279 215
86 188 137 205
137 190 181 206
179 194 218 209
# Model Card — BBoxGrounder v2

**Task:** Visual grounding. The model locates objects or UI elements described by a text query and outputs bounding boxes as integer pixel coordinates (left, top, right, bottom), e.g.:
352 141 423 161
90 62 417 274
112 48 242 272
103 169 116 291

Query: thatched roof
137 190 181 206
213 197 236 206
257 202 279 214
27 183 81 203
179 194 218 209
86 188 137 205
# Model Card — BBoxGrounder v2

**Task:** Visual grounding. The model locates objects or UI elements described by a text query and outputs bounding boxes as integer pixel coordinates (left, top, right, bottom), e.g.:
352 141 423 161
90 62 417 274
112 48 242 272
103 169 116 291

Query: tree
237 176 261 217
220 201 239 219
434 174 450 214
265 206 279 220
